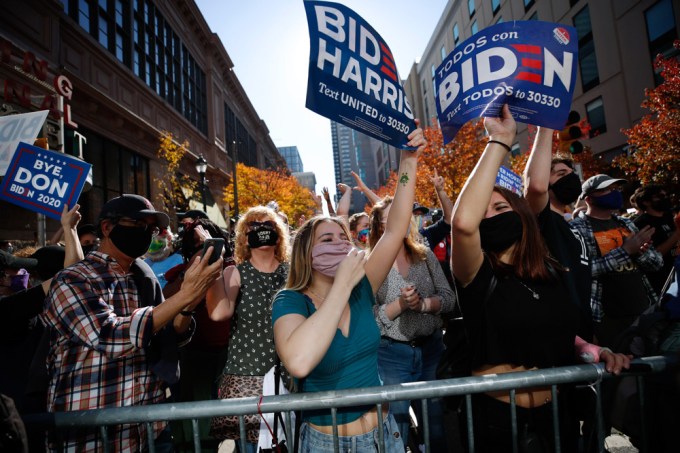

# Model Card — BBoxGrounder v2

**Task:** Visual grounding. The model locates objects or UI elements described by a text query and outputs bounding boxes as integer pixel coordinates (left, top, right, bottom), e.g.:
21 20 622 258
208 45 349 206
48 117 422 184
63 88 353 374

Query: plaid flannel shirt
41 252 166 452
570 213 663 323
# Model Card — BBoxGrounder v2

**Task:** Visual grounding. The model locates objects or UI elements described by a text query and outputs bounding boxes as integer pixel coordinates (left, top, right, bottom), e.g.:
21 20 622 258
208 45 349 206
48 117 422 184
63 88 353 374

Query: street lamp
195 154 208 212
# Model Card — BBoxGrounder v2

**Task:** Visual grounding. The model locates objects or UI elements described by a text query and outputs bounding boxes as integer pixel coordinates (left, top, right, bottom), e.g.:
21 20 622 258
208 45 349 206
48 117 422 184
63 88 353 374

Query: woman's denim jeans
299 412 404 452
377 330 447 451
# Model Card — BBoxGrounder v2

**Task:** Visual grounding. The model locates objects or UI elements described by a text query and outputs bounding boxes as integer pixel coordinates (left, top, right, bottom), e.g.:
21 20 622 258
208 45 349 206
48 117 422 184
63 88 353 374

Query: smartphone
201 238 225 265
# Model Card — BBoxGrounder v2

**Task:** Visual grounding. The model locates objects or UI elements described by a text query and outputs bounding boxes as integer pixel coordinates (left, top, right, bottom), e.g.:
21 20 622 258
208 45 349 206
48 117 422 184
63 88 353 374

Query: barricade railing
23 355 675 453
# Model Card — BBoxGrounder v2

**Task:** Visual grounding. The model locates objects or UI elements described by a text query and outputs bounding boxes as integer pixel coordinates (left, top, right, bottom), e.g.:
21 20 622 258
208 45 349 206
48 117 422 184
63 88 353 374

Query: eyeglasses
116 218 160 236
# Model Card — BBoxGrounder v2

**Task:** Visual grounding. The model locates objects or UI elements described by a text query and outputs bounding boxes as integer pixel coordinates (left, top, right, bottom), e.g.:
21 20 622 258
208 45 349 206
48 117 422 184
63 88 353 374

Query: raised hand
483 104 517 144
430 168 445 191
61 204 82 230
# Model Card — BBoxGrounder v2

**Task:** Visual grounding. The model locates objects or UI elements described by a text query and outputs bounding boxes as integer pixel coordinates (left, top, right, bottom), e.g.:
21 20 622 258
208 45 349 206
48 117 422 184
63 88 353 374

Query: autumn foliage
155 131 198 218
224 163 317 223
613 40 680 193
375 120 487 209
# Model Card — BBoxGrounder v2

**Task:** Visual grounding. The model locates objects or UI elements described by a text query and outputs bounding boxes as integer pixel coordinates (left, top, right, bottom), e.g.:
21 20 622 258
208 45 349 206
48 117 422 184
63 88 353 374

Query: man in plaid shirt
570 175 663 349
41 194 223 452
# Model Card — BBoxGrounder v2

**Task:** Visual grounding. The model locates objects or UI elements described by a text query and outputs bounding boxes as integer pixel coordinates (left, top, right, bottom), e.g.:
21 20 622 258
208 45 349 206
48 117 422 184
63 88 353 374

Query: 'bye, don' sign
0 142 91 220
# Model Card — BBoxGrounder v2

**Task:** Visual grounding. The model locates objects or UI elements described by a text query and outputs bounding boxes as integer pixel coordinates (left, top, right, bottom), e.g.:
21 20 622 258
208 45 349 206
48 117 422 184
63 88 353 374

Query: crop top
272 276 381 426
458 258 580 370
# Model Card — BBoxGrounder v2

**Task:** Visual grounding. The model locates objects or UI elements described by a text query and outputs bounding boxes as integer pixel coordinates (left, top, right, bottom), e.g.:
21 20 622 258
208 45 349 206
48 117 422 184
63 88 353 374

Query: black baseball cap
177 210 209 221
0 249 37 270
98 194 169 229
412 202 430 215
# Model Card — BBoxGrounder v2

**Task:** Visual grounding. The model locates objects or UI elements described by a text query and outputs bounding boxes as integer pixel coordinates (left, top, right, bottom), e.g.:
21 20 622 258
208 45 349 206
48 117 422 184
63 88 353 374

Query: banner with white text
0 142 91 220
496 166 523 195
0 110 49 176
434 21 578 144
305 1 416 149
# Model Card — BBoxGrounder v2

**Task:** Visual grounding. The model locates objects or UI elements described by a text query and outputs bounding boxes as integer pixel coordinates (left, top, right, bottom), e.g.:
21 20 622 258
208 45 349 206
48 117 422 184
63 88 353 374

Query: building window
645 0 678 84
524 0 535 11
62 0 207 135
79 128 150 222
440 45 447 61
497 16 504 24
586 97 606 137
491 0 501 15
468 0 475 17
431 64 437 96
471 20 478 35
453 24 460 45
225 104 257 167
573 6 599 92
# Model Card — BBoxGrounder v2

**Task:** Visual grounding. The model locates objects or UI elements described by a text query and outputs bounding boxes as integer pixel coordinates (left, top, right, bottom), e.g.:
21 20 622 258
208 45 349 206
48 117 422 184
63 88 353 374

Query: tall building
404 0 679 159
278 146 304 173
330 121 399 213
293 171 317 193
0 0 285 240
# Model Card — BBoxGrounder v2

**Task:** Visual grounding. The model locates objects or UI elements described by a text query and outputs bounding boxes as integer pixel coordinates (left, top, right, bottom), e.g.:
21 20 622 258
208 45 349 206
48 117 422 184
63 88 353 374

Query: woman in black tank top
450 105 630 452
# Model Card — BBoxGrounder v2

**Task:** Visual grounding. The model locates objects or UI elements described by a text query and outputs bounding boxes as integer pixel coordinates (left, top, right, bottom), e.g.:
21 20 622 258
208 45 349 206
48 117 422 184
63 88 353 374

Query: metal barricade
24 356 675 453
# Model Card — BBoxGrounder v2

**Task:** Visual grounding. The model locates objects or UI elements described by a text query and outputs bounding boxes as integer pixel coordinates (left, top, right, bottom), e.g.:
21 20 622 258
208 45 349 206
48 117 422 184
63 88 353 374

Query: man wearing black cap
41 194 223 452
570 175 663 348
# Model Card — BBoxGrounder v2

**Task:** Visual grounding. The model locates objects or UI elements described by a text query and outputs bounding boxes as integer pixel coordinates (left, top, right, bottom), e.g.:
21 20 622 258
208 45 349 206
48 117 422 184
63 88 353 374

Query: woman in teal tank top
272 123 426 452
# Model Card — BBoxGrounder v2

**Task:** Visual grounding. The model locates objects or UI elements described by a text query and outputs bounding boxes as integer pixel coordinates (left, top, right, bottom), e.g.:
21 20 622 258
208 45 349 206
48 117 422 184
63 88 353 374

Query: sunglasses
248 220 276 231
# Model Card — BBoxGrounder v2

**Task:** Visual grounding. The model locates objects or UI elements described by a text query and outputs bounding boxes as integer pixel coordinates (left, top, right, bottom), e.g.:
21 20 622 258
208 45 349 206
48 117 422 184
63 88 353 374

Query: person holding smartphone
206 206 291 452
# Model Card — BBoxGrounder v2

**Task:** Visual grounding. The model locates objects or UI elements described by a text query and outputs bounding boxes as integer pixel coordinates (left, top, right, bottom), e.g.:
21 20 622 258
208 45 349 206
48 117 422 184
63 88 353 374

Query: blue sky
194 0 448 200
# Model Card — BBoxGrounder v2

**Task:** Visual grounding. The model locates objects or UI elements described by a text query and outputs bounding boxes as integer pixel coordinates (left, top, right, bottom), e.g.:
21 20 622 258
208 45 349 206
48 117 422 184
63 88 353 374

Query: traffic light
558 110 584 154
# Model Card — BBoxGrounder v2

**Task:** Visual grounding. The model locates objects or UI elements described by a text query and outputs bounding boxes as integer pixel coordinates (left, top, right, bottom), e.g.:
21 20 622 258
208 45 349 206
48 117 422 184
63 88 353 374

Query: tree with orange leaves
375 120 487 210
613 40 680 194
509 124 609 179
223 163 317 223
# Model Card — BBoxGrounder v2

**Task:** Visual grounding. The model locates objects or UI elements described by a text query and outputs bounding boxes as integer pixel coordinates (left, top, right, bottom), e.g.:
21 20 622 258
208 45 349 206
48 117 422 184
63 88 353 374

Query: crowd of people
1 110 679 453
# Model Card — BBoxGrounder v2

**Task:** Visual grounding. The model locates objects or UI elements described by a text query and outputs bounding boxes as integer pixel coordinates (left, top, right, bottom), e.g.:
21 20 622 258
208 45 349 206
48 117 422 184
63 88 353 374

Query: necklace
307 287 327 302
516 279 540 300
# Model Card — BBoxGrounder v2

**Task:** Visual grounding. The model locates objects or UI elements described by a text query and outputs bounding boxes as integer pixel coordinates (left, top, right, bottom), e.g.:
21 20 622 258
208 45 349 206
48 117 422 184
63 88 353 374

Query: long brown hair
286 216 351 291
487 187 558 281
233 206 290 264
368 196 427 263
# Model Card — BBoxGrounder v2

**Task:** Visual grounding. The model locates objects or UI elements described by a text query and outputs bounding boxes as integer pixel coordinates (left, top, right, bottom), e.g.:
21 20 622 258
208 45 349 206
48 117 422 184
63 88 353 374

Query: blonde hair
368 196 427 263
233 206 290 264
286 216 351 291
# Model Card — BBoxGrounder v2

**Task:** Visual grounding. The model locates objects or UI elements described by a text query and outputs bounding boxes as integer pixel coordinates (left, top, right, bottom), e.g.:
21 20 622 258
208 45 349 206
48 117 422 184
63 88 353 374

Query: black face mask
82 244 99 255
247 228 279 249
651 197 672 212
109 225 154 258
479 211 523 253
549 171 582 205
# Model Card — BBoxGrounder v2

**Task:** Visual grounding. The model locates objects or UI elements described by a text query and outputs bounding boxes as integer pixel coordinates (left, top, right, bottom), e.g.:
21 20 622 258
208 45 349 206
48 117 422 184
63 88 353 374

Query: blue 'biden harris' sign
434 21 578 144
305 1 416 149
0 142 91 220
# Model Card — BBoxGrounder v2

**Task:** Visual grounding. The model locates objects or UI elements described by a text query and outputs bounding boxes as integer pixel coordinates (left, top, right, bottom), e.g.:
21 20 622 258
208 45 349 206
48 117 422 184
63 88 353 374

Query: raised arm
451 105 517 285
523 127 554 214
431 169 454 223
335 183 352 219
41 204 85 293
351 171 380 206
366 121 426 292
322 187 336 216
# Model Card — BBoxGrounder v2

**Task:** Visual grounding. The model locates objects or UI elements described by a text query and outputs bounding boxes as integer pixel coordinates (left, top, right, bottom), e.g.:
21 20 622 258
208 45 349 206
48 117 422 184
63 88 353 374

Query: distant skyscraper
330 121 399 213
277 146 304 173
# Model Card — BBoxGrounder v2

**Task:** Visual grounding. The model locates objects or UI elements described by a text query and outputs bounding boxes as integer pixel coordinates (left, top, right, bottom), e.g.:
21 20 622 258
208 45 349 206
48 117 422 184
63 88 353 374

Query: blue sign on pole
0 142 92 220
495 165 523 195
434 21 578 144
305 0 416 149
